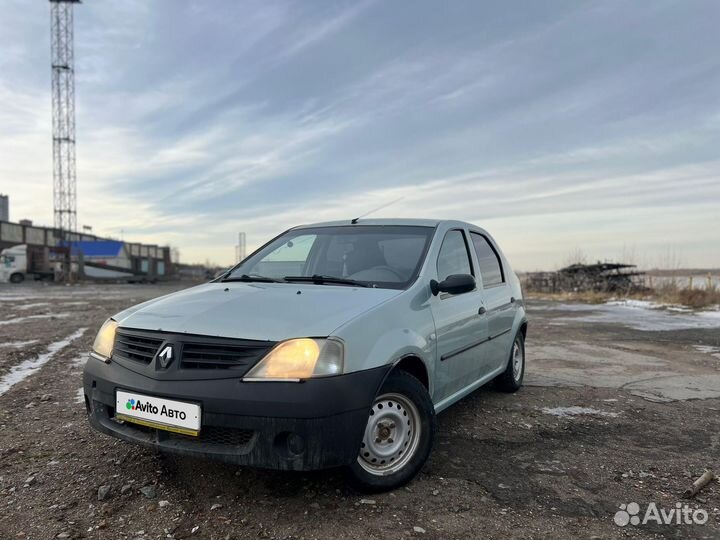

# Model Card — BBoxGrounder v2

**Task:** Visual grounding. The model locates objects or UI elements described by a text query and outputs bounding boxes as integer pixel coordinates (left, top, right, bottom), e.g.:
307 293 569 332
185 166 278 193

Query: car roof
295 218 481 230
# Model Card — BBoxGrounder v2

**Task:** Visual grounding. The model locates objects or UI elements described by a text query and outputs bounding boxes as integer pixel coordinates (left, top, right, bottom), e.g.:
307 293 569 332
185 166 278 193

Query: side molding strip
440 328 512 362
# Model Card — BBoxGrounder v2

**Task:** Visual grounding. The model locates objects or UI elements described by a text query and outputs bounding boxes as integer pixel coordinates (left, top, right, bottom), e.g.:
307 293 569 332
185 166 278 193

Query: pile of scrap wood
525 262 646 293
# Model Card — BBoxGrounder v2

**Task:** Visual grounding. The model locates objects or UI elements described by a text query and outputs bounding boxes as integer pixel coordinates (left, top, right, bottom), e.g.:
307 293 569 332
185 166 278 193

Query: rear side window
470 232 504 287
436 230 473 281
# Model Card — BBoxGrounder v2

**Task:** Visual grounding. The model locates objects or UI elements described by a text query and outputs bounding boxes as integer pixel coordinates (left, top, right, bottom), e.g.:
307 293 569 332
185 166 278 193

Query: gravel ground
0 282 718 540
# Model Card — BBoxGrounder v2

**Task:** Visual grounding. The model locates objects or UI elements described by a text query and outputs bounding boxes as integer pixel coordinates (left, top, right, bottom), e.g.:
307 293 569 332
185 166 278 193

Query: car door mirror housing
430 274 476 296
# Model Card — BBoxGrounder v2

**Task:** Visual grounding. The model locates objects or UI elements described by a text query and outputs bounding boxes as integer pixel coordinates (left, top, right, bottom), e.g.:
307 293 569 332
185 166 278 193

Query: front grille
113 331 163 364
181 341 272 370
111 328 275 374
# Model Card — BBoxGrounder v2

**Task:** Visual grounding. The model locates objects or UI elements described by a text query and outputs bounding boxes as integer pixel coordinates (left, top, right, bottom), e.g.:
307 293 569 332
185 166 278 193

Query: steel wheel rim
512 339 524 381
357 392 421 476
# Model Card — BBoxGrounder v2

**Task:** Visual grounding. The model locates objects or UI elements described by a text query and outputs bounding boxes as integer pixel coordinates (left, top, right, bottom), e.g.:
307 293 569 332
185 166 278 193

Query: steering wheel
348 265 405 282
371 265 404 280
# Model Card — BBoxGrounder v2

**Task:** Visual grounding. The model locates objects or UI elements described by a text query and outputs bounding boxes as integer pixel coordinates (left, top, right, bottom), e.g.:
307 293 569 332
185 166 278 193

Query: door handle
510 297 516 304
478 306 486 315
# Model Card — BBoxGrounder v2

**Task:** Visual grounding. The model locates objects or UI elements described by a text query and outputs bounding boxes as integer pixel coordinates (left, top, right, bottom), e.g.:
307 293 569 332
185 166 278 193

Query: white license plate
115 390 201 436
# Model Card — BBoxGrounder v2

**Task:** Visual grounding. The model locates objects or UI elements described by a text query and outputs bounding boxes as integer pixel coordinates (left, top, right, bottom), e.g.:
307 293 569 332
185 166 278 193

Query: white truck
0 244 54 283
1 243 154 284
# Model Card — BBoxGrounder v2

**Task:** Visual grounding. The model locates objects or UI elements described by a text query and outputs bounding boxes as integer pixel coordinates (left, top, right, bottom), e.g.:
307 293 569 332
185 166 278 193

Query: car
83 218 527 491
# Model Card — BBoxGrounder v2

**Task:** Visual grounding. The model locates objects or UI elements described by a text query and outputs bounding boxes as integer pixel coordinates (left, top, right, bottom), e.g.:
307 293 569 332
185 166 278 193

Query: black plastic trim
440 328 512 362
441 337 489 361
83 360 391 470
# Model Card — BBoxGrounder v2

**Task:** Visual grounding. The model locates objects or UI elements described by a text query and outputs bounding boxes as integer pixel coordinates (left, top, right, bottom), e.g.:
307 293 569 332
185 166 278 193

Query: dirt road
0 283 718 539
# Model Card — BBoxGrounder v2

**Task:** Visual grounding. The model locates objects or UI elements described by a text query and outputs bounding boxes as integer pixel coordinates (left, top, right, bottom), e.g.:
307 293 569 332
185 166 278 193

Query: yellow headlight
244 338 344 380
91 319 118 361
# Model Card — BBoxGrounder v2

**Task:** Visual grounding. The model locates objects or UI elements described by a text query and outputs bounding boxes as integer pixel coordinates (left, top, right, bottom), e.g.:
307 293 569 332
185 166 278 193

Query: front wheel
346 370 435 492
9 273 25 284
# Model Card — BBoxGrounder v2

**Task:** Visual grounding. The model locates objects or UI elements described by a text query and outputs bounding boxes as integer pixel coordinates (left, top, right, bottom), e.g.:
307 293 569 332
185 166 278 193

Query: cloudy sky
1 0 718 269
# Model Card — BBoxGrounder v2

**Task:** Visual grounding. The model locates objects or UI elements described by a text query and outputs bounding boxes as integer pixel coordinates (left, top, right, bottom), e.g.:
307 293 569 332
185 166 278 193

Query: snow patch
693 345 720 360
550 302 720 331
70 354 88 368
75 387 85 404
605 299 664 309
605 299 695 313
0 328 87 397
0 313 71 326
0 294 37 302
540 406 619 418
13 302 50 311
0 340 39 350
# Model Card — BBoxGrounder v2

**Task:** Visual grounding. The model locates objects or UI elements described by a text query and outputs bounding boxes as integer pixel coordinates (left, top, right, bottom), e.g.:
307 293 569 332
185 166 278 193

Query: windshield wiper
283 274 370 287
222 274 285 283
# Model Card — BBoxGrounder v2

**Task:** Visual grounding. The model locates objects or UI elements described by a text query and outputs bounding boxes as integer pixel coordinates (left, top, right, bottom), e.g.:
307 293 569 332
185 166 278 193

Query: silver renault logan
83 219 527 491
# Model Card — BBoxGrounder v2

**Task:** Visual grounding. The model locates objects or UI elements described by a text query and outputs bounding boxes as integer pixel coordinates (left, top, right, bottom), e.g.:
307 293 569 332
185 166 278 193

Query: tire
494 331 525 392
9 273 24 284
346 370 435 492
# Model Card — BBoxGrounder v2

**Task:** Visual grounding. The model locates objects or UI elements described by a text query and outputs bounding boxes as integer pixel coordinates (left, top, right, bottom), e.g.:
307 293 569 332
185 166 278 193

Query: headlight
243 338 344 381
91 319 118 362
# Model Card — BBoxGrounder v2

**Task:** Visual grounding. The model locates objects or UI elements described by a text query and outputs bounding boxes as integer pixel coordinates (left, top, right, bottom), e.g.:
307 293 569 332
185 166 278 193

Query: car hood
114 282 401 341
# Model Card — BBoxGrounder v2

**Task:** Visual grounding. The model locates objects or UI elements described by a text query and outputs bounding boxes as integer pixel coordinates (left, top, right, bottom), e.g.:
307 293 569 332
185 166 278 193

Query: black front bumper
83 357 390 470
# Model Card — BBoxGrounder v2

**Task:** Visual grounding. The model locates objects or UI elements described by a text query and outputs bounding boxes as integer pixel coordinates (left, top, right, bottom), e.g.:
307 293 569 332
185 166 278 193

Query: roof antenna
351 197 405 224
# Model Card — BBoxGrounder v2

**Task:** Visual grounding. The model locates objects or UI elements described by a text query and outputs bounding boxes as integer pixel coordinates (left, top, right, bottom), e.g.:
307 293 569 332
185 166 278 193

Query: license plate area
115 390 201 437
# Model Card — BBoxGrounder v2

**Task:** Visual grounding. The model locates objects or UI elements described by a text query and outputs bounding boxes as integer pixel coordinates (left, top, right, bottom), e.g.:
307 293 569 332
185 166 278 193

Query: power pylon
50 0 80 235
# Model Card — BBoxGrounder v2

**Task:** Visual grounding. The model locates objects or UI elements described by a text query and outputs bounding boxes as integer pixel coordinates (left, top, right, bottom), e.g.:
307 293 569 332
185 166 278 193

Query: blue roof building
69 240 126 258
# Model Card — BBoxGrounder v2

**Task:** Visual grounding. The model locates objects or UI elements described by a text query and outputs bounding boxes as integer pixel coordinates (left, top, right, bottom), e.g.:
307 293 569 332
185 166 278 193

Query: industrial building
0 3 197 284
0 217 172 280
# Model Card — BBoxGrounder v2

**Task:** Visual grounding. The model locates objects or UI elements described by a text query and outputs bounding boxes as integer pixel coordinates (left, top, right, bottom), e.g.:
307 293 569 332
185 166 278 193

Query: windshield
225 225 434 290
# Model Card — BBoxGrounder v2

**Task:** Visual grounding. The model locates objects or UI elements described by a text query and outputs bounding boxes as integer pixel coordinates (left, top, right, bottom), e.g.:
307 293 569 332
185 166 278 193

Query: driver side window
436 230 473 281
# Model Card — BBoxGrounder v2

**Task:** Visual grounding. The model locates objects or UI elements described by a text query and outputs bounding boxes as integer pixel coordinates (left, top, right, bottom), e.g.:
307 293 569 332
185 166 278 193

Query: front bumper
83 357 390 470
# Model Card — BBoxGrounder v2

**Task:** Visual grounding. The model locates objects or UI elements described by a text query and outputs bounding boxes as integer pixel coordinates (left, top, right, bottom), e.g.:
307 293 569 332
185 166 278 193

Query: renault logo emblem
157 345 173 368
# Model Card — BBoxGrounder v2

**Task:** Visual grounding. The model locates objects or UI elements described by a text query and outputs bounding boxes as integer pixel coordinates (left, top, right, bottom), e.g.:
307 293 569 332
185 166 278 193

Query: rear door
431 229 490 402
469 232 514 372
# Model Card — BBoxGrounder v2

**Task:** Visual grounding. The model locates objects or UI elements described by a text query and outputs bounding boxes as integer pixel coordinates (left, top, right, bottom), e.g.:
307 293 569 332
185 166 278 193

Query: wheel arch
519 319 528 339
381 354 432 398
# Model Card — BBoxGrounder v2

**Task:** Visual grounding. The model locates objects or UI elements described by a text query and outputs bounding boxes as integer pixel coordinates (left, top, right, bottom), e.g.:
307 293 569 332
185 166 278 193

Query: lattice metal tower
50 0 80 235
236 232 247 263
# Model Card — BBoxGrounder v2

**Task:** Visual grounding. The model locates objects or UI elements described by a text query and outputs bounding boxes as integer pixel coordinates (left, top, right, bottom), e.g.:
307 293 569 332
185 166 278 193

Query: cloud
0 0 718 269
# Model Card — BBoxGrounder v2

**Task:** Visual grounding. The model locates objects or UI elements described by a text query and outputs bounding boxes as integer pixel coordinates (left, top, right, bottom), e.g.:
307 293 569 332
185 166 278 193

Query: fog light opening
274 431 306 459
287 433 305 456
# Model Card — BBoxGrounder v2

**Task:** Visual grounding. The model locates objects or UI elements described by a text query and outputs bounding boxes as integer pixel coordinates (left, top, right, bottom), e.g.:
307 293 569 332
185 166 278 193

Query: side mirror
430 274 476 296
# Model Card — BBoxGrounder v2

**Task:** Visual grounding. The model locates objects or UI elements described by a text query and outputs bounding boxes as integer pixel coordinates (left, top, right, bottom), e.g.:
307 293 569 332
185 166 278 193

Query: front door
431 229 490 403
